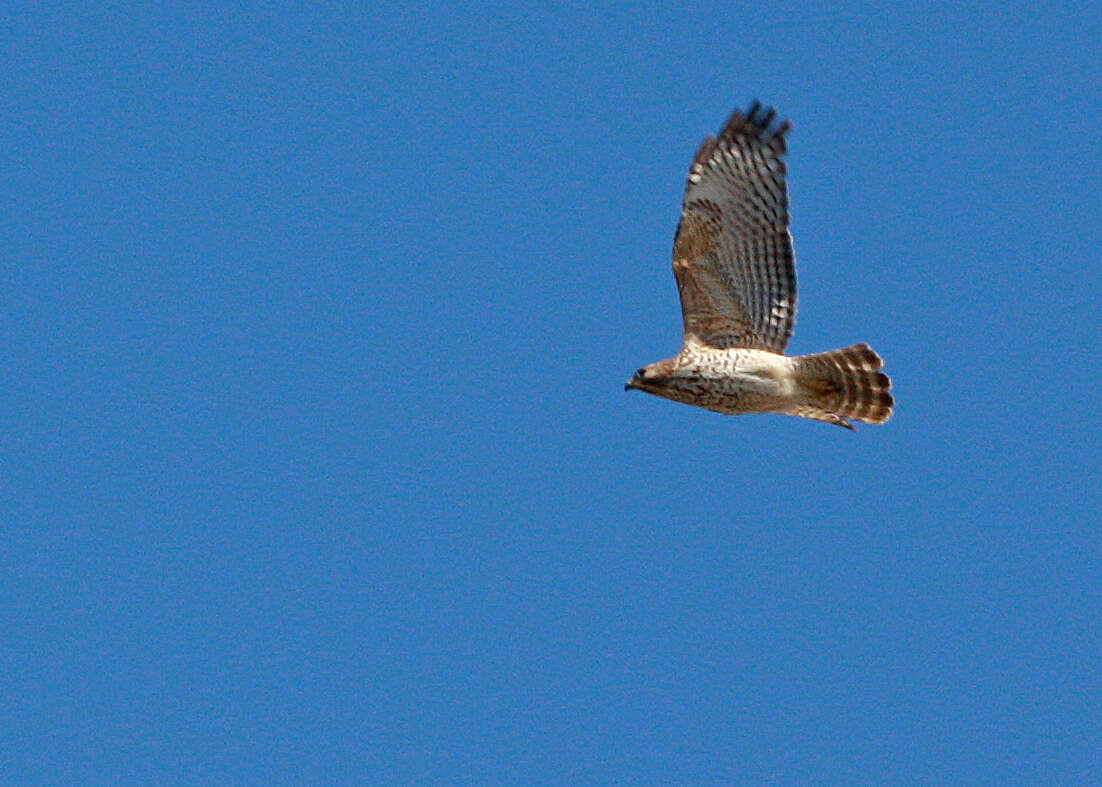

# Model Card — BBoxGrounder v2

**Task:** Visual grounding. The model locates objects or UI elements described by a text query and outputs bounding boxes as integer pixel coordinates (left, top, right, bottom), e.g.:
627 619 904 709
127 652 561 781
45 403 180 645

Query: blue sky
4 1 1101 782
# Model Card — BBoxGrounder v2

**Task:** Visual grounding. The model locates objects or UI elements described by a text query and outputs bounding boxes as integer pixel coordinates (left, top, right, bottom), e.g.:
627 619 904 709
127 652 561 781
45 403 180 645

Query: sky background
4 1 1101 783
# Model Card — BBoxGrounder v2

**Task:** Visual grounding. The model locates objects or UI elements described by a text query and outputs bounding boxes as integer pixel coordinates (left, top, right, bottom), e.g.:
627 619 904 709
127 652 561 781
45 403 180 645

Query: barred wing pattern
671 103 797 351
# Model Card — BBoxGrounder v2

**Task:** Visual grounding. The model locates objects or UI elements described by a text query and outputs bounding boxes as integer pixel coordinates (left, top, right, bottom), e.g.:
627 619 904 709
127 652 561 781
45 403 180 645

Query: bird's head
625 360 674 392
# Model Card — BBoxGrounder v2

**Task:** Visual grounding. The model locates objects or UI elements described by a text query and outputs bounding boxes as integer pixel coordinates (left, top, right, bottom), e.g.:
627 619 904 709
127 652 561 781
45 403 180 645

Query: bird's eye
636 368 647 378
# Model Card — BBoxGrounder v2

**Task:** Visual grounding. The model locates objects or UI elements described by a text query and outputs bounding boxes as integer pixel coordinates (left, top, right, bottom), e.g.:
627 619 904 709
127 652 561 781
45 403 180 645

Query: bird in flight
625 102 893 429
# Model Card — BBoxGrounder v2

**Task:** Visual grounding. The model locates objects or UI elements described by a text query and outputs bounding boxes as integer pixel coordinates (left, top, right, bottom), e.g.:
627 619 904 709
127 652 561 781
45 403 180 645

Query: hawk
625 102 893 429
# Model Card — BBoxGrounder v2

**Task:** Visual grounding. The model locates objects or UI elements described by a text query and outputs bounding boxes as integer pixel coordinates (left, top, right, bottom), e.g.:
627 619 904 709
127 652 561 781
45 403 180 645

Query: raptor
625 102 893 429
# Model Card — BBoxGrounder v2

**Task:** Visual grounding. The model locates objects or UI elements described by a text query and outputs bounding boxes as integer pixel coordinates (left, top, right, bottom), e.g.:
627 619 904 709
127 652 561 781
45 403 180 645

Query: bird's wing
672 103 797 352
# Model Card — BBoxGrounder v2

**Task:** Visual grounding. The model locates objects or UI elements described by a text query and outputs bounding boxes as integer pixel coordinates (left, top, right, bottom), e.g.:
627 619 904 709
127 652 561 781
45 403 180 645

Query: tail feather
793 343 893 429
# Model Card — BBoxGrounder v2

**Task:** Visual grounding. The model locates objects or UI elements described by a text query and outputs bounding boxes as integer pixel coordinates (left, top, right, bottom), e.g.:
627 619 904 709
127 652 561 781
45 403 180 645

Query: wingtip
717 100 791 152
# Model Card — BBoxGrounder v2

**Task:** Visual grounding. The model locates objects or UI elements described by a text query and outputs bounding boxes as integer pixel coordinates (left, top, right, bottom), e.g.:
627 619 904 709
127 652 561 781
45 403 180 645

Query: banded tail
792 343 893 429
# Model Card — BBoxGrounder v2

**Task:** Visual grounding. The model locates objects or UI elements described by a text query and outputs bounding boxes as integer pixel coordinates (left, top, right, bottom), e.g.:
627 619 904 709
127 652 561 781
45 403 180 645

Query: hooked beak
624 377 638 391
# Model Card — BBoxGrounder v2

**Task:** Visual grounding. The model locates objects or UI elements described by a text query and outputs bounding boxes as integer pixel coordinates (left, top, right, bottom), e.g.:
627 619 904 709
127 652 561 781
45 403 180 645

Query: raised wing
672 102 797 351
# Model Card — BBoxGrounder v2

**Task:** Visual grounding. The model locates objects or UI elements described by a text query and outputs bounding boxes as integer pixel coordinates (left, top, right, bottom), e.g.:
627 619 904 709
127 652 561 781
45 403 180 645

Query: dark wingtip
717 100 791 153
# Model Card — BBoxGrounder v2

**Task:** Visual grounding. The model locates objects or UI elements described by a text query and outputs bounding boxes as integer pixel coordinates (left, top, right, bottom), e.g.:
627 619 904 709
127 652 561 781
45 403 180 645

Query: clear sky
5 1 1101 783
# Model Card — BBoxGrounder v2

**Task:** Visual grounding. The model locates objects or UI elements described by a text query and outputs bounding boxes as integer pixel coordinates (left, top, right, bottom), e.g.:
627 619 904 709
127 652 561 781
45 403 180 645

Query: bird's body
640 345 796 416
625 102 893 429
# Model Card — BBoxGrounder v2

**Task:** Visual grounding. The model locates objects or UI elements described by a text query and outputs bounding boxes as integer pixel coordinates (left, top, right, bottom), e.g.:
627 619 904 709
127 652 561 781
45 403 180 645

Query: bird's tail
791 343 893 429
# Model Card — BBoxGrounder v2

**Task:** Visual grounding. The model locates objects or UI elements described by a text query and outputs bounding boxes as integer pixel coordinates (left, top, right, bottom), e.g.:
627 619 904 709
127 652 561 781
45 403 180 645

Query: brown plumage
625 102 893 429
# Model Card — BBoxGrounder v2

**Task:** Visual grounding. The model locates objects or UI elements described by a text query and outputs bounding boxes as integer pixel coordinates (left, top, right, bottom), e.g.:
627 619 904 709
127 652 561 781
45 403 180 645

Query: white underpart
669 344 800 415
